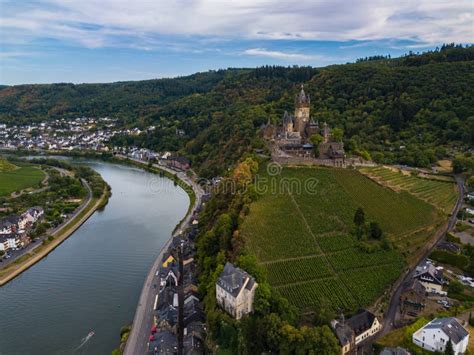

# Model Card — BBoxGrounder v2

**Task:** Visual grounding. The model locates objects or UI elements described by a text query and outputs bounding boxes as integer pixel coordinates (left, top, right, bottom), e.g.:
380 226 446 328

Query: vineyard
0 162 45 197
360 166 458 214
241 165 448 313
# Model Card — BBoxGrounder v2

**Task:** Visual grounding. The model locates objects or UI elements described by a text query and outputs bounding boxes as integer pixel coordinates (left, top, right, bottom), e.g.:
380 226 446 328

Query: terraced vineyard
360 166 457 214
241 165 447 313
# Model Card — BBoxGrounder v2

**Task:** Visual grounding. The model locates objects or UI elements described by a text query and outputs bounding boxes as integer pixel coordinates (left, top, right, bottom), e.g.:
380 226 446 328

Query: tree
313 297 335 327
354 207 365 227
332 128 344 142
369 222 383 240
310 134 324 157
444 339 454 355
448 280 464 294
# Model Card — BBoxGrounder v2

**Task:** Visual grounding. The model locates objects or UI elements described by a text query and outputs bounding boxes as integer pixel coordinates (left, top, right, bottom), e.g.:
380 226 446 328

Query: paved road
381 174 465 335
122 157 204 355
1 179 92 268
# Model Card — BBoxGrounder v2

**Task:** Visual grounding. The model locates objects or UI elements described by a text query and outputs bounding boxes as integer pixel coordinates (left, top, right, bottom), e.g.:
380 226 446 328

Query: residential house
380 347 411 355
437 242 461 254
414 261 446 295
0 215 19 235
332 310 382 354
216 262 258 320
0 234 20 251
167 156 190 171
400 279 426 315
412 317 469 354
148 330 178 355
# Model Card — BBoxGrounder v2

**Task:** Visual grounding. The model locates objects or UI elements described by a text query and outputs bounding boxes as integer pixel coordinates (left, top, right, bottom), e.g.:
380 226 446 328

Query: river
0 160 190 354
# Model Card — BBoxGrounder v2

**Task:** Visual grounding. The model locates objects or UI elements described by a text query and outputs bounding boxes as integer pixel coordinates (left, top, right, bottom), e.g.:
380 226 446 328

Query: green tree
444 339 454 355
369 222 383 240
354 207 365 227
448 280 464 294
332 128 344 142
310 134 324 157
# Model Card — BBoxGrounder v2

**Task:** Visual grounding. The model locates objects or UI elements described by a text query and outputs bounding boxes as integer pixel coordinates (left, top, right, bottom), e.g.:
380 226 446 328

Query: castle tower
294 85 310 135
282 111 293 134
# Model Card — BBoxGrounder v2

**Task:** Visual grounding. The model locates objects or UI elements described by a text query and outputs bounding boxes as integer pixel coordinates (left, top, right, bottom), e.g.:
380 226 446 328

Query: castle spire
296 84 310 107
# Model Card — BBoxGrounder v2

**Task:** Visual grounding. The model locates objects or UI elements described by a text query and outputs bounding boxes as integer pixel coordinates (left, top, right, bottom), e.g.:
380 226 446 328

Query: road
381 174 465 335
1 178 92 268
122 157 204 355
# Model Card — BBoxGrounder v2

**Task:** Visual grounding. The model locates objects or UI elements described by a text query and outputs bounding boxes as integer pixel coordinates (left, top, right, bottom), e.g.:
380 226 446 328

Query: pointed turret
296 84 310 107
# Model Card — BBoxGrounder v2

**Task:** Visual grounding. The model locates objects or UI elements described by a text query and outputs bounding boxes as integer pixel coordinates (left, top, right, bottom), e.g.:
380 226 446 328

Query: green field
360 166 457 214
241 165 445 313
0 161 45 196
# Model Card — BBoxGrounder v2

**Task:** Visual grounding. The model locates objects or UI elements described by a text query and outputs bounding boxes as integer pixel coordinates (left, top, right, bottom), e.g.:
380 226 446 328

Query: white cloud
0 0 472 48
0 51 36 59
243 48 321 61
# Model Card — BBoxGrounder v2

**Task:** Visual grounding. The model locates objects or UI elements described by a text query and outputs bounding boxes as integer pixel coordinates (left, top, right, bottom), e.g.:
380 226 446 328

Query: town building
331 310 382 354
412 317 469 354
216 262 258 320
380 347 411 355
400 278 426 316
414 261 446 295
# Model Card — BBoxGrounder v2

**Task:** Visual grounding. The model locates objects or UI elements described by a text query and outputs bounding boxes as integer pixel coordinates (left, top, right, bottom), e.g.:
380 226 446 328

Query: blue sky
1 0 472 85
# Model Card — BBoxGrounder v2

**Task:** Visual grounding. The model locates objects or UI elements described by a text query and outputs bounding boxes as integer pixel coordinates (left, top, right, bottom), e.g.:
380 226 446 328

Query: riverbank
119 155 204 355
0 182 109 286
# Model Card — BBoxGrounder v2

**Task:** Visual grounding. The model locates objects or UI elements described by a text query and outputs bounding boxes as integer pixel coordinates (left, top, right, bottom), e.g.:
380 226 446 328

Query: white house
414 261 446 295
413 318 469 354
216 262 258 320
0 235 19 251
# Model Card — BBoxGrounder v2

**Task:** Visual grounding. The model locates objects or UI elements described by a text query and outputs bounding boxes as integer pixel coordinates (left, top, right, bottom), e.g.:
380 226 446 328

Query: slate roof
216 262 255 298
296 86 310 105
149 330 177 354
282 111 293 124
437 241 461 254
346 309 377 337
334 323 353 346
423 317 468 344
380 347 411 355
402 278 426 297
414 261 444 285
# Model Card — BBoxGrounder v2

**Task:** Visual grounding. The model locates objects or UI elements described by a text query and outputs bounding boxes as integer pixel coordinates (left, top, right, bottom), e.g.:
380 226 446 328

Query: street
380 174 465 335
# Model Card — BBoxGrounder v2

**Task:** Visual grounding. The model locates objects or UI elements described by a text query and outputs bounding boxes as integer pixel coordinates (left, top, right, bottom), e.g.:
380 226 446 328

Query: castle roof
296 85 310 106
282 111 293 124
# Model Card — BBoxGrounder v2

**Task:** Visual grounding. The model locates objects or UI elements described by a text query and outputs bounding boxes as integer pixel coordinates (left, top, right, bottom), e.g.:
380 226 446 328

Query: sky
0 0 472 85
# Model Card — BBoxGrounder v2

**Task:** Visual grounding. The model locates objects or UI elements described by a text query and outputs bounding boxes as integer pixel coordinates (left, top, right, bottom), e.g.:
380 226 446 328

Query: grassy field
0 157 17 172
0 160 45 197
241 165 446 313
360 166 457 214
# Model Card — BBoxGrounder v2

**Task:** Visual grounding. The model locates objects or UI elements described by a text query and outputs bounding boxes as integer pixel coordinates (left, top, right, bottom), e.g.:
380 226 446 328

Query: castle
263 86 346 167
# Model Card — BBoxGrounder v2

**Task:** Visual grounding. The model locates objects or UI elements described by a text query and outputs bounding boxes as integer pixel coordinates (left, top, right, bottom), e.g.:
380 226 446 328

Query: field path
260 254 321 265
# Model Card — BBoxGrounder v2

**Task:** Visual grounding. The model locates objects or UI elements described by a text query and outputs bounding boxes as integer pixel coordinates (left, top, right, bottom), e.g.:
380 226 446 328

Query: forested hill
1 45 473 177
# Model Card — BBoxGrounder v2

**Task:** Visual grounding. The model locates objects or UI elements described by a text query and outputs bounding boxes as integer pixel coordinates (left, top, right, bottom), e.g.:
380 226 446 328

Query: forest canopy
1 45 473 177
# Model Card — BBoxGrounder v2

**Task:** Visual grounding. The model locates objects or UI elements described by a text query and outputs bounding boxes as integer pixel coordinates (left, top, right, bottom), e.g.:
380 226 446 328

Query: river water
0 160 189 354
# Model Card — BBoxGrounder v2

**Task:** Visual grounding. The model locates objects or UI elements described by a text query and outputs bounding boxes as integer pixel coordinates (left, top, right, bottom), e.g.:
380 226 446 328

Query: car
468 219 474 224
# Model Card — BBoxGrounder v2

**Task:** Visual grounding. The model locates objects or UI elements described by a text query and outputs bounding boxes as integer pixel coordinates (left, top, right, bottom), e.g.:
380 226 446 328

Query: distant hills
1 45 473 177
